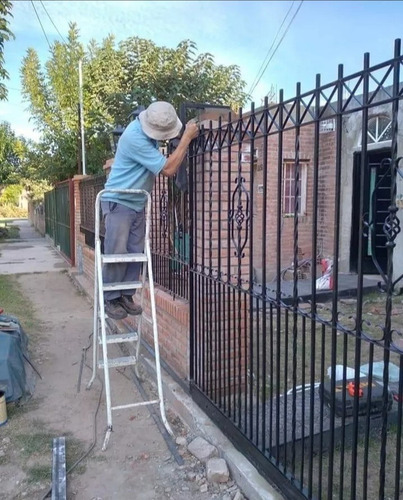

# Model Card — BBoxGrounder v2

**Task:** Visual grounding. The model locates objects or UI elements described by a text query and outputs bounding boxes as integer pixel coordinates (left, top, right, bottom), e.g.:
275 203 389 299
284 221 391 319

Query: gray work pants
101 201 145 301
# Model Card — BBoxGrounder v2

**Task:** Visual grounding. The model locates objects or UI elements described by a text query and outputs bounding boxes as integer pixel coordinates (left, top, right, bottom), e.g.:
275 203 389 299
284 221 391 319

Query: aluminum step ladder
87 188 173 450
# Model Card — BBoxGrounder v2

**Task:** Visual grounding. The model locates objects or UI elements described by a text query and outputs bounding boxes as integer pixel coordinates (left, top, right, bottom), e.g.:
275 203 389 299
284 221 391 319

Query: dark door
350 148 392 274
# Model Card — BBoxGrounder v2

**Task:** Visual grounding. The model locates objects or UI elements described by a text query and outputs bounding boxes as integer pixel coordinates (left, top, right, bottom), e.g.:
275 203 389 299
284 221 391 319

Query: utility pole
77 103 82 175
78 60 86 175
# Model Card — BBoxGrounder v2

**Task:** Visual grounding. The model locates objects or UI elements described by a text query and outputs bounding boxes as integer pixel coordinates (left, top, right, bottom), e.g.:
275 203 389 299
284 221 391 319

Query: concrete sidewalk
0 219 68 274
0 219 282 500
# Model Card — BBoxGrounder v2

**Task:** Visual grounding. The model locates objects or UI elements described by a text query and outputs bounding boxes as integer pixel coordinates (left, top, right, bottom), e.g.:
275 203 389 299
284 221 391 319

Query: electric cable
39 0 66 44
262 0 304 96
249 0 304 98
247 0 295 97
30 0 51 50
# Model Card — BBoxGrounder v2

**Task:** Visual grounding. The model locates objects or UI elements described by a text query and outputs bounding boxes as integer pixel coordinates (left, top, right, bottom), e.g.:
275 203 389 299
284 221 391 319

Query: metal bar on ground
51 437 66 500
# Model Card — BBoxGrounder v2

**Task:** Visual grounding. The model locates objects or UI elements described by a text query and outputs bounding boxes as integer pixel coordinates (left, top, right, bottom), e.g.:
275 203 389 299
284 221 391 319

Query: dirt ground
0 270 245 500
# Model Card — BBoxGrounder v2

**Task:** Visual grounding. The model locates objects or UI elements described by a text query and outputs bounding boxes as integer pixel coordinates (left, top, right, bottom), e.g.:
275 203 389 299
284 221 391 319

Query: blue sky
2 0 403 140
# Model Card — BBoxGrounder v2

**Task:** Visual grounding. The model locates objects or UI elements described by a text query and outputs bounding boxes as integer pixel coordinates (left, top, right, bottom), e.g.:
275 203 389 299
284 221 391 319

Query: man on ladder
88 101 199 450
101 101 199 320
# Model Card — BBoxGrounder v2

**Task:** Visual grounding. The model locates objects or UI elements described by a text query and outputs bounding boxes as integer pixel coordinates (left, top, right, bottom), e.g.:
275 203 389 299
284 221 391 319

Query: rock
187 437 218 463
186 471 197 481
233 491 244 500
206 457 230 483
200 483 208 493
176 436 187 446
2 437 10 445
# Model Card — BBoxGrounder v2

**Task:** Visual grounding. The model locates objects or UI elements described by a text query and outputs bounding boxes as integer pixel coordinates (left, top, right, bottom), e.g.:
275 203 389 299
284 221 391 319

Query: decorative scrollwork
365 157 402 294
383 204 401 247
229 176 250 258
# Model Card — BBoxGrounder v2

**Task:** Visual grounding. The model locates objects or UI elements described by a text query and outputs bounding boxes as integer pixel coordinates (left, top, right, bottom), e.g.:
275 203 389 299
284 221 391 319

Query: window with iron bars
283 160 308 216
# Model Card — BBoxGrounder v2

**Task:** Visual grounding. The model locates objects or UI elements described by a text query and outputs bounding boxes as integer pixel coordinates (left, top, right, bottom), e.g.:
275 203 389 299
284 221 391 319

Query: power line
30 0 51 50
249 0 304 99
262 0 304 97
39 0 66 44
248 1 296 97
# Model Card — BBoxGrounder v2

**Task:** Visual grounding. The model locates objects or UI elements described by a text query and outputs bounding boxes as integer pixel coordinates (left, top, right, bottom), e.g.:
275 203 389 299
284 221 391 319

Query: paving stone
187 436 218 463
206 457 230 483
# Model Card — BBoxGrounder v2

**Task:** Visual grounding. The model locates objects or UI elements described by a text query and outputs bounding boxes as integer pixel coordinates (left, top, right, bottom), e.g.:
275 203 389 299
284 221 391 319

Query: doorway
350 148 392 274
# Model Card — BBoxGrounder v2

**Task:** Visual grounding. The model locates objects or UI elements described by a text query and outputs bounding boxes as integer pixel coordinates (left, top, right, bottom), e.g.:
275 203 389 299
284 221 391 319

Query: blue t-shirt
102 119 167 211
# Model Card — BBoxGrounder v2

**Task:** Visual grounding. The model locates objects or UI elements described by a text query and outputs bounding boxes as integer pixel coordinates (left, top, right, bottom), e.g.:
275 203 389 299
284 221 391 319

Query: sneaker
105 298 128 320
119 295 142 316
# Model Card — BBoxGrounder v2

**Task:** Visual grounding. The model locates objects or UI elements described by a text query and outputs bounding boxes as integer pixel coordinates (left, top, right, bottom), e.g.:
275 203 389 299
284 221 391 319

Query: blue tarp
0 314 35 402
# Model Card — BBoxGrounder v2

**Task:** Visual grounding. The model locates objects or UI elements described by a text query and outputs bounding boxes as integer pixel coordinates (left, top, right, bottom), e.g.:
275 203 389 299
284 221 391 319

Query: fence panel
189 40 403 499
44 180 74 264
79 172 189 299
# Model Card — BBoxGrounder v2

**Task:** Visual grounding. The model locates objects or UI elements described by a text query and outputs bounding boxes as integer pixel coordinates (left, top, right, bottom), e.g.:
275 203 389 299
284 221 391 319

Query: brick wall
250 119 337 282
28 200 45 235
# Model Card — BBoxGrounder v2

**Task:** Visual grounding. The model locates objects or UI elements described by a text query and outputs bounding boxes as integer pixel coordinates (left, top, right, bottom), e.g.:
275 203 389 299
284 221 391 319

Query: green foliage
20 26 248 183
0 183 22 205
0 0 15 101
0 221 20 239
0 121 24 184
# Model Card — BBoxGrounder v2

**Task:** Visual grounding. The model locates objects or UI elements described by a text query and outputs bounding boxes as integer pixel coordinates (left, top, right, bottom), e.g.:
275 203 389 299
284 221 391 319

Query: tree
0 121 23 184
21 25 248 182
0 0 15 101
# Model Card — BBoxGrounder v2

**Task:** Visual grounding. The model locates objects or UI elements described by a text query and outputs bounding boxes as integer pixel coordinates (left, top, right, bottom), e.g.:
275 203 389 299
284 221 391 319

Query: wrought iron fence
150 173 190 300
79 170 189 299
44 179 74 264
80 174 106 248
188 39 403 499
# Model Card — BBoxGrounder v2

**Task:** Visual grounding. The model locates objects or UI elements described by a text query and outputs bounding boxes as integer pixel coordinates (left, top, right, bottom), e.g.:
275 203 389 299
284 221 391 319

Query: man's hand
162 120 199 177
183 120 199 142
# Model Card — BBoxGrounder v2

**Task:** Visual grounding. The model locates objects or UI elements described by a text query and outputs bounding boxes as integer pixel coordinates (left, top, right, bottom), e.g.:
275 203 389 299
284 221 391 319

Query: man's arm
162 121 199 177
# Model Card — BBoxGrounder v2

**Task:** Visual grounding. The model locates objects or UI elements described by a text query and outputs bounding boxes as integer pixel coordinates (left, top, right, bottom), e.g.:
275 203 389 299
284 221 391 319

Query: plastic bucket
0 391 7 426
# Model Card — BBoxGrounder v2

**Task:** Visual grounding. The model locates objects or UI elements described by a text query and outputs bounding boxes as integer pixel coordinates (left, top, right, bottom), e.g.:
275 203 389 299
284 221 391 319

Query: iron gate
44 179 75 264
188 40 403 499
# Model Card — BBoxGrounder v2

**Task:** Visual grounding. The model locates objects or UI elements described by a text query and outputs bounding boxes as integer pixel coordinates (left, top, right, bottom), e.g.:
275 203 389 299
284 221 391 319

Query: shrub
0 205 27 219
0 224 20 240
0 184 23 205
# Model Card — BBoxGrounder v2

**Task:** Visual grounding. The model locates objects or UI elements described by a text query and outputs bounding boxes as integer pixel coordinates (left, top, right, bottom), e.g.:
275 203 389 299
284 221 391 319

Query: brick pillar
72 174 89 276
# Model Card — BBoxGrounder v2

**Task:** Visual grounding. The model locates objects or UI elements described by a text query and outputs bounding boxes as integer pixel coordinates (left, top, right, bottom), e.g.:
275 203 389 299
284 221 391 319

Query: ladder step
98 356 137 369
112 399 160 411
101 332 139 344
103 281 143 292
102 253 147 263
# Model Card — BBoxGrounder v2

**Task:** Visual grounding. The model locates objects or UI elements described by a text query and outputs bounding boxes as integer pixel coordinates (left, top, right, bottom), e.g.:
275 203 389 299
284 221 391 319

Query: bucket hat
139 101 183 141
